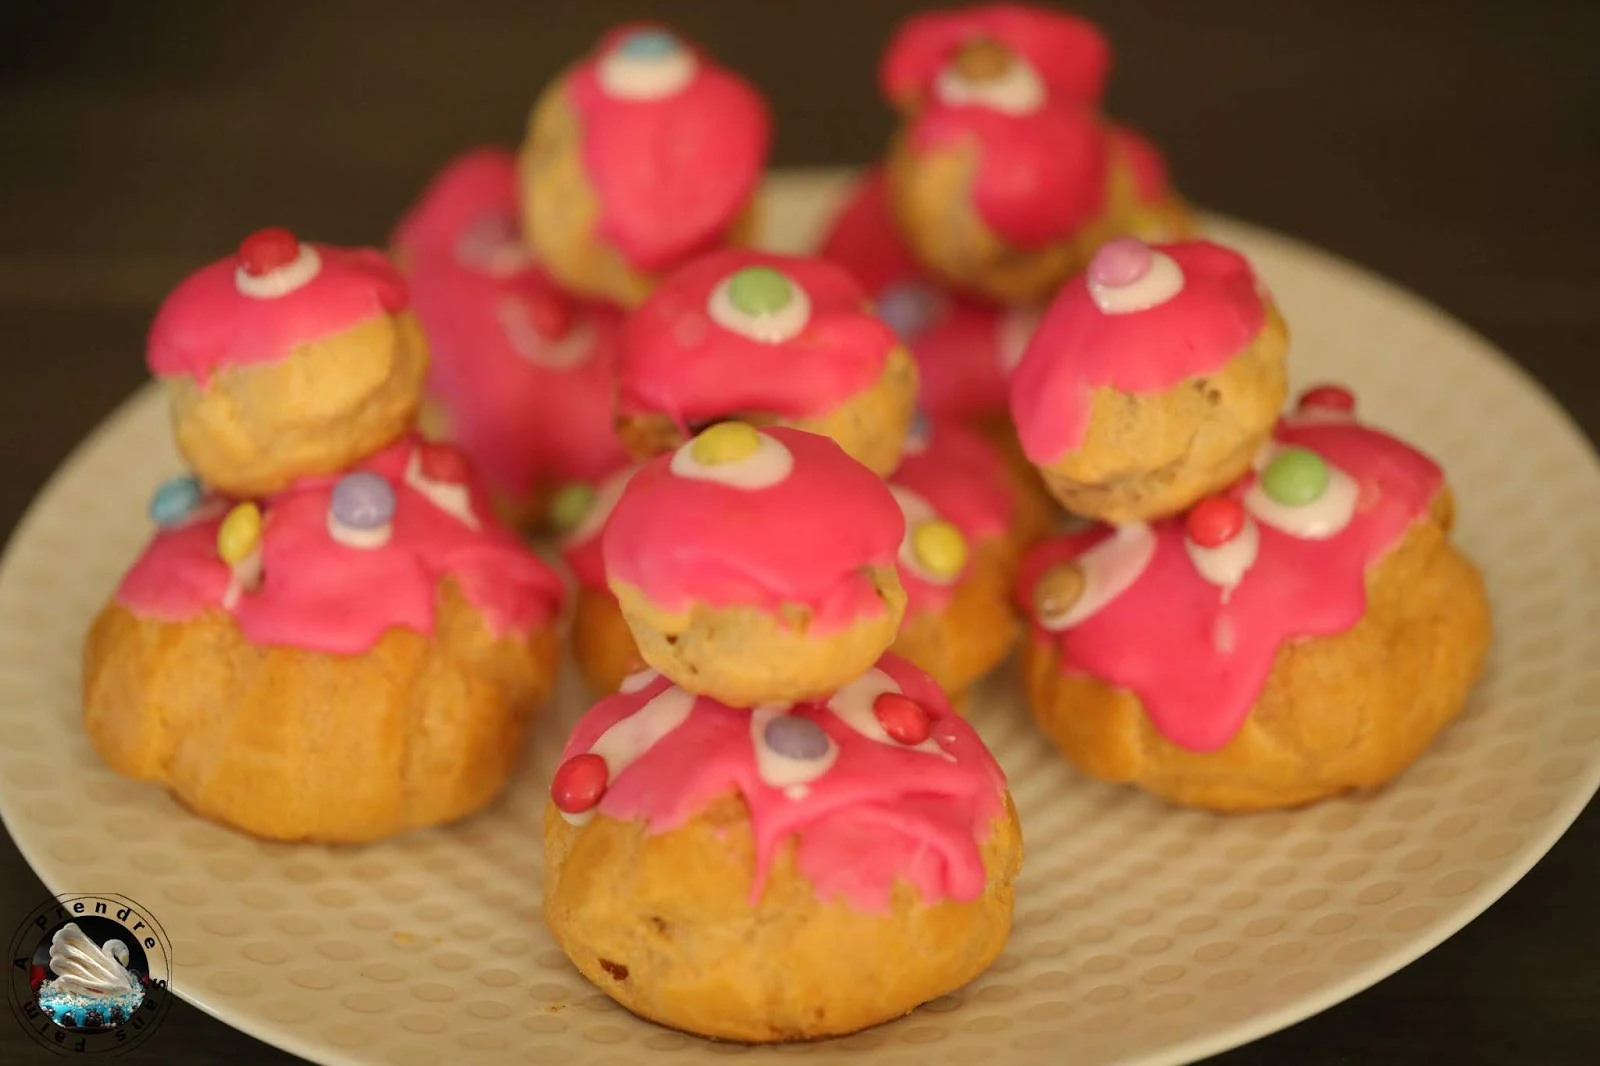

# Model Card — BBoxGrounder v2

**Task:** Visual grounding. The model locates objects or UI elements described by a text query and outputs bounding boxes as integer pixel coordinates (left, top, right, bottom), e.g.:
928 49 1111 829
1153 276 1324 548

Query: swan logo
8 894 173 1055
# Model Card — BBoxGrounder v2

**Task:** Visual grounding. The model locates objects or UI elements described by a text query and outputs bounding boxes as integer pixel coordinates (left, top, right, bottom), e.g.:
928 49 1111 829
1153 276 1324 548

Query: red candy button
1297 384 1356 414
1186 497 1246 548
419 442 472 484
526 293 573 341
872 692 931 745
551 753 608 814
237 228 302 276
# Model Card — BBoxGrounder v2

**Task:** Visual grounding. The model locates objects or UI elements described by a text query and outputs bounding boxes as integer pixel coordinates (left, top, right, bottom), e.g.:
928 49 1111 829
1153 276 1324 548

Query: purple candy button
877 282 938 340
1088 238 1153 288
762 715 831 761
330 472 397 531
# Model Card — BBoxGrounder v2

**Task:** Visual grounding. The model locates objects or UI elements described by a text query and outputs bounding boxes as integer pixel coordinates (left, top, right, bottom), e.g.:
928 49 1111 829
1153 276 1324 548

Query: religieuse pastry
393 147 631 530
1009 237 1290 522
880 3 1196 304
886 416 1020 708
82 230 566 843
601 424 909 707
1016 388 1492 811
517 23 771 307
544 416 1021 1040
146 228 429 497
614 249 919 476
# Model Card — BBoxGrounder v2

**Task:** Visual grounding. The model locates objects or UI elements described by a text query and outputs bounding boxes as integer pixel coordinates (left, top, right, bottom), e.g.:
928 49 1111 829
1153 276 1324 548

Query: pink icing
568 25 771 273
116 437 565 655
1109 125 1173 205
391 147 520 263
891 425 1013 615
616 249 899 426
557 655 1007 911
909 101 1109 250
880 4 1112 107
816 171 1011 420
1016 417 1444 752
147 243 410 380
895 419 1013 545
1010 240 1269 464
407 252 630 497
602 427 905 631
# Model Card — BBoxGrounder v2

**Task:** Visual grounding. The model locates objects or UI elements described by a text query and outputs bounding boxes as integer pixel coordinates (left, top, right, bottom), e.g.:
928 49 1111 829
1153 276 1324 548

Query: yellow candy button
690 421 762 466
217 502 262 565
912 519 968 578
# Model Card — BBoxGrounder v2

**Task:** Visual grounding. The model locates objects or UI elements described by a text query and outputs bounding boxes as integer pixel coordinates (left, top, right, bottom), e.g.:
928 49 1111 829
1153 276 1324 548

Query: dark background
0 1 1596 1063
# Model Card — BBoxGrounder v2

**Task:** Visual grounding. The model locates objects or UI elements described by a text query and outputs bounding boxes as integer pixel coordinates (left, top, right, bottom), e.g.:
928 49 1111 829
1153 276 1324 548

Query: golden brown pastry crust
163 312 428 499
542 793 1023 1042
891 547 1019 700
82 582 560 842
518 79 759 309
571 585 646 696
1033 304 1291 523
615 346 920 478
610 569 907 708
1021 494 1492 811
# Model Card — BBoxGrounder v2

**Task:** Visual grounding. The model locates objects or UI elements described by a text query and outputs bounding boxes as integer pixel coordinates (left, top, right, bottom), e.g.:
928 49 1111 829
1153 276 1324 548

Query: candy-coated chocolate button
762 716 831 761
872 692 931 745
877 282 937 339
217 502 262 565
1262 448 1330 506
237 228 301 276
1185 497 1246 548
547 482 597 532
617 27 680 59
689 421 762 466
726 267 794 316
150 475 203 528
1034 562 1086 618
330 472 396 531
1297 384 1356 414
419 443 472 484
912 519 969 578
1088 238 1153 288
954 37 1014 81
551 753 609 814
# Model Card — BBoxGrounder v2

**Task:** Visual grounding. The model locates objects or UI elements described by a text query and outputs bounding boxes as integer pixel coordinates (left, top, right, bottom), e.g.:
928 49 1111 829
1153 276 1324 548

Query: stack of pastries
77 0 1493 1046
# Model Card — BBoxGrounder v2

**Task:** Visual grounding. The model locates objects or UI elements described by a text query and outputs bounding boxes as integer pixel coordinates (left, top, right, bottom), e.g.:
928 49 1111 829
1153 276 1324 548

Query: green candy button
1262 447 1329 506
547 482 597 532
726 267 794 316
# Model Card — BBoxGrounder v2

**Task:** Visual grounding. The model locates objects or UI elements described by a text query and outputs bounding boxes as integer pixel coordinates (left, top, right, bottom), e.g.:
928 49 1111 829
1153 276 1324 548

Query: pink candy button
1088 238 1153 288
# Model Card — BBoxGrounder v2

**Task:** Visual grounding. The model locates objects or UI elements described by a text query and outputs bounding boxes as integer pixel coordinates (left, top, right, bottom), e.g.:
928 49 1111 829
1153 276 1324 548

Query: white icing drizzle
1251 440 1281 472
749 706 839 800
222 550 262 611
1213 614 1237 655
498 297 595 370
235 244 322 299
597 47 697 101
934 59 1045 115
707 276 813 345
1038 522 1156 630
996 305 1043 376
827 669 953 761
1184 516 1261 600
1088 250 1185 315
617 667 659 695
564 466 639 548
668 431 794 491
404 451 481 530
564 684 697 825
888 485 959 585
1244 466 1360 540
455 215 533 278
325 513 393 550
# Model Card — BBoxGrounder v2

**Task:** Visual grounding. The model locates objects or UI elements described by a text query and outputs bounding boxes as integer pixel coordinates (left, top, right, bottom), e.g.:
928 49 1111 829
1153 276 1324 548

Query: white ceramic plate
2 170 1598 1066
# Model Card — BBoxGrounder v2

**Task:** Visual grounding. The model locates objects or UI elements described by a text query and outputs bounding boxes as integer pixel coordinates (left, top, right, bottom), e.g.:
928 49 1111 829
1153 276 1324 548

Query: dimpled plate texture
2 170 1598 1066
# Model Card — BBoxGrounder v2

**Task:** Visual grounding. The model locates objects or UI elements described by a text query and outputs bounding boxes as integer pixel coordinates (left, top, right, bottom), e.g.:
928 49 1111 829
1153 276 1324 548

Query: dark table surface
1 2 1596 1063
